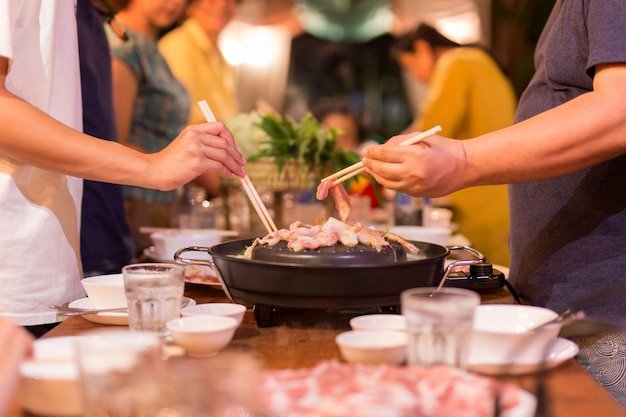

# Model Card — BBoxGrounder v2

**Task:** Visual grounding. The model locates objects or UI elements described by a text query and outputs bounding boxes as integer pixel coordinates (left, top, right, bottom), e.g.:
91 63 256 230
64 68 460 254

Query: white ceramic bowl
469 305 561 365
335 330 408 365
19 336 84 416
150 231 222 261
349 314 407 332
167 315 239 357
181 303 247 326
387 225 451 246
80 273 126 309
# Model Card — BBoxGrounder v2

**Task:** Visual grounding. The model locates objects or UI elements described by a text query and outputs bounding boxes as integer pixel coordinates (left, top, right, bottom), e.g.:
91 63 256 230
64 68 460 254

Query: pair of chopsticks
198 100 278 234
321 125 442 187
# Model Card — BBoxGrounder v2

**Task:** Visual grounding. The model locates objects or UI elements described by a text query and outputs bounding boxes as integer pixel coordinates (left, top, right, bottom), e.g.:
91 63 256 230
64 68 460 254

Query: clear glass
175 185 217 229
401 287 480 368
76 331 263 417
76 330 164 417
122 263 184 337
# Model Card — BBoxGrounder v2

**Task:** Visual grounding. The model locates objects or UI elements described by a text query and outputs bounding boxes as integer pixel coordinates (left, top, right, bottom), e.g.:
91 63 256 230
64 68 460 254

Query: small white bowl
387 225 451 246
350 314 407 332
80 273 126 309
335 330 408 365
181 303 247 326
469 305 561 365
150 231 221 261
19 336 84 416
167 315 239 357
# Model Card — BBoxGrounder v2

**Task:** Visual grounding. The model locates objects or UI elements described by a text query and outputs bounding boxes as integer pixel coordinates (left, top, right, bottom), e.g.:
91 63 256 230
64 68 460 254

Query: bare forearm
0 92 155 187
463 86 626 187
362 65 626 198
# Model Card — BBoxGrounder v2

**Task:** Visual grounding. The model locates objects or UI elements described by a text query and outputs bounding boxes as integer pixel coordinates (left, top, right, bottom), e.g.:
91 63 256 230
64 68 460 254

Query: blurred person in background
159 0 239 223
0 1 245 337
314 99 382 210
159 0 239 123
315 99 378 156
365 2 626 407
394 23 517 266
107 0 222 254
78 0 135 277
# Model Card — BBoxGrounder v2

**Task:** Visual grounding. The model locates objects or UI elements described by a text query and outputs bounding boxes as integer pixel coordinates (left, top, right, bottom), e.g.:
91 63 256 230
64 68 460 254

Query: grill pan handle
174 246 237 304
437 245 486 291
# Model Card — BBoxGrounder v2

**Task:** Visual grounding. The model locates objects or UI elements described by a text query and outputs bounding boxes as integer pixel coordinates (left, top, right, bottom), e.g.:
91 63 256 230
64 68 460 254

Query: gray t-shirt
509 0 626 325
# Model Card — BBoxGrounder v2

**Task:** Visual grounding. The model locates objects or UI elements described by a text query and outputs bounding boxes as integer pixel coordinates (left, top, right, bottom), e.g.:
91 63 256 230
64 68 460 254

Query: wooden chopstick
241 174 278 233
321 161 365 183
324 125 442 187
331 165 366 186
198 100 278 233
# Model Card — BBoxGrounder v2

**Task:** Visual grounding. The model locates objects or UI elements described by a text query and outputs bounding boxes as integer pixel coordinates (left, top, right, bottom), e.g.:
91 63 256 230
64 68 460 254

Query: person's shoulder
159 23 186 46
107 26 140 55
107 27 150 75
443 47 487 62
161 19 208 51
160 24 201 65
439 47 498 73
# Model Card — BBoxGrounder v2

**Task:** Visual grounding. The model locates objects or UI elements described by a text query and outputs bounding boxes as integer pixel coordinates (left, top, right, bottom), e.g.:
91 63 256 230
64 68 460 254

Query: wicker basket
223 158 319 192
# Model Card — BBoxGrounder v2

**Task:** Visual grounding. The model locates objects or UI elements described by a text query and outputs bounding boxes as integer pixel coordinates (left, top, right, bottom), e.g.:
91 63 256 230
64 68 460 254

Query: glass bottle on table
174 185 216 229
394 192 423 225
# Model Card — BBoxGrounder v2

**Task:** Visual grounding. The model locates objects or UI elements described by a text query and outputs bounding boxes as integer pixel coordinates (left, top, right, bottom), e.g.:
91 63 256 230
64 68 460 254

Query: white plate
447 233 471 247
182 265 221 287
468 337 579 376
144 245 212 262
68 297 197 326
144 246 221 287
143 245 176 263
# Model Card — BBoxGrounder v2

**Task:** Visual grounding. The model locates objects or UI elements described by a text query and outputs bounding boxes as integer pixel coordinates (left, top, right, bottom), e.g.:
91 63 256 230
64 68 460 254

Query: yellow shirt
159 19 239 124
416 47 516 138
415 47 517 266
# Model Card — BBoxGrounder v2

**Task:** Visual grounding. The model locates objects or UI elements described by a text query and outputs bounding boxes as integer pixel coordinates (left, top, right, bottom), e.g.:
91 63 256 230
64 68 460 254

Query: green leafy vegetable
251 112 360 183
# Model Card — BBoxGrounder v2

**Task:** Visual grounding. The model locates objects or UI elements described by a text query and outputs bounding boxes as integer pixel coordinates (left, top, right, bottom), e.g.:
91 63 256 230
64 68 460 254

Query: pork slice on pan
317 179 352 223
330 183 351 223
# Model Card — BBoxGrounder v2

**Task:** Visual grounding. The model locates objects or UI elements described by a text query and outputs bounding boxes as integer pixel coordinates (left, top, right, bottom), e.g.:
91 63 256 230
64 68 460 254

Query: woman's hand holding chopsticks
147 122 246 191
198 100 277 233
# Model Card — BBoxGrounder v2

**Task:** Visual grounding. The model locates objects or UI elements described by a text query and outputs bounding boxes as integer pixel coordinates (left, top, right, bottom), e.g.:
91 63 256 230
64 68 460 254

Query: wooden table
13 284 625 417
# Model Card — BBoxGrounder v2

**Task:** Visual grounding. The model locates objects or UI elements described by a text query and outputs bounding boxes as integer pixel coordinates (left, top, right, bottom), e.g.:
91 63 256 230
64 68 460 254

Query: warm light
220 21 285 68
245 27 281 68
436 10 481 45
221 36 245 66
394 0 484 45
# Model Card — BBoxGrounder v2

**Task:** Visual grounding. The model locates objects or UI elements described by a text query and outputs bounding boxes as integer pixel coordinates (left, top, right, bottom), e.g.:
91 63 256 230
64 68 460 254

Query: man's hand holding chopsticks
362 128 469 198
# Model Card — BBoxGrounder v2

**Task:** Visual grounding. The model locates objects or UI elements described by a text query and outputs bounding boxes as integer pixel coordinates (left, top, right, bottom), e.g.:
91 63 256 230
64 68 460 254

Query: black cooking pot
175 239 484 314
